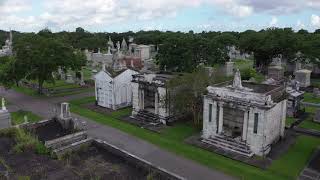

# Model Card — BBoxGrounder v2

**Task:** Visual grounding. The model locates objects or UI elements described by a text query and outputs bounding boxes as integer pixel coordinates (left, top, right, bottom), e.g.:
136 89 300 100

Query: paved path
0 87 235 180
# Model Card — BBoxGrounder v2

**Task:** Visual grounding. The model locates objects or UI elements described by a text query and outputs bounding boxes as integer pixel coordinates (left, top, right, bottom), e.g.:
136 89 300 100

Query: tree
0 56 25 87
156 35 227 72
239 28 299 73
12 33 86 94
167 67 229 127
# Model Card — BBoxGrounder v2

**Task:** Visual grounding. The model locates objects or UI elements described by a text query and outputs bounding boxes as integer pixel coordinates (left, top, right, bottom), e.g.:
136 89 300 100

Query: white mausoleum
202 70 287 156
94 68 138 110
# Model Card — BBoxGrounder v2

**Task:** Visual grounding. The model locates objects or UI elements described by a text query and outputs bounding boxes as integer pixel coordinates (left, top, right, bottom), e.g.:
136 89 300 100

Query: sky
1 0 320 33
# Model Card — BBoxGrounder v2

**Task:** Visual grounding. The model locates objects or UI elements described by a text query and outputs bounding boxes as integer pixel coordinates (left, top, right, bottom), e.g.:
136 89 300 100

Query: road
0 87 235 180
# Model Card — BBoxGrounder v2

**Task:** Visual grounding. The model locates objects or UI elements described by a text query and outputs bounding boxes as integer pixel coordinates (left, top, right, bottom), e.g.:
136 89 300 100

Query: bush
240 67 257 80
0 128 49 155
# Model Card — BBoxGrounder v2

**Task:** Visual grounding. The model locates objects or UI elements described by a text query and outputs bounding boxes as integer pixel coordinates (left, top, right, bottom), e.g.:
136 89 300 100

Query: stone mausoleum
202 70 287 157
131 73 174 125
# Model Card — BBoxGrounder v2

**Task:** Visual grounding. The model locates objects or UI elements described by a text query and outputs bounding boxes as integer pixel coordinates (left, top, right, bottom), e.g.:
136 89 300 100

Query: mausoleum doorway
222 107 244 138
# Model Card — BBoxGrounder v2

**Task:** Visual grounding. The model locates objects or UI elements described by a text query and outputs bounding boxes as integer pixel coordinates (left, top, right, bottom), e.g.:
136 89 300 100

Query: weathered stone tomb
202 69 287 156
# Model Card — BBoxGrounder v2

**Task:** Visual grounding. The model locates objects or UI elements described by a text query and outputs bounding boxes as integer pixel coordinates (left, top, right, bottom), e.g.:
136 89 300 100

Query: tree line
1 27 320 73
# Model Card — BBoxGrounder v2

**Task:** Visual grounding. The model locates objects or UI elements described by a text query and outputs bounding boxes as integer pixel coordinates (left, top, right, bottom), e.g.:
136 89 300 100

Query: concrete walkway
0 87 235 180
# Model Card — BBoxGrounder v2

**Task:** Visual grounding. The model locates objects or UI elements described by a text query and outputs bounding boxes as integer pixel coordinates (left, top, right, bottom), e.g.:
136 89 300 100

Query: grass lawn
11 110 42 125
12 83 93 97
286 117 296 127
303 93 320 104
12 86 42 97
69 97 320 180
298 106 320 131
311 78 320 89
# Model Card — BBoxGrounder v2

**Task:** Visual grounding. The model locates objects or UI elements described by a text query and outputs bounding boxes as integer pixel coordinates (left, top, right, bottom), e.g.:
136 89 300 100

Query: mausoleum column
141 90 144 110
242 110 249 141
154 92 159 115
218 102 224 134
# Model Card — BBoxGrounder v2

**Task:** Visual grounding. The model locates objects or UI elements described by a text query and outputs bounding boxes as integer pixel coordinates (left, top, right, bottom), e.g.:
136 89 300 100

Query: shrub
240 67 257 80
0 128 49 155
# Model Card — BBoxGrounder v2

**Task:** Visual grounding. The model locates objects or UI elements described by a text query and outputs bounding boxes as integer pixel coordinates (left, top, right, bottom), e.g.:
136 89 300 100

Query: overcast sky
0 0 320 32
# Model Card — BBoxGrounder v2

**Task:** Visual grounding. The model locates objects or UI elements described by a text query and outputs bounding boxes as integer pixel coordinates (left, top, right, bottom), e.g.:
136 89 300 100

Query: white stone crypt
202 70 287 157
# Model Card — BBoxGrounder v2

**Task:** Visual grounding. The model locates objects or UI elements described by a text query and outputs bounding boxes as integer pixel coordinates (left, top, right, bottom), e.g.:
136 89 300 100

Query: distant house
94 68 139 110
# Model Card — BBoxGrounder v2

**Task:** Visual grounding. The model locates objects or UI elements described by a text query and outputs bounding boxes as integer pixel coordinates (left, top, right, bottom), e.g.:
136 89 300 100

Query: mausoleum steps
135 110 161 124
202 135 253 157
0 112 10 120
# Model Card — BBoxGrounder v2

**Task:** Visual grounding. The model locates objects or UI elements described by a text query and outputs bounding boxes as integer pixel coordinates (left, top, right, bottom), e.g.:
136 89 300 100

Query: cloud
269 16 278 27
0 0 31 14
311 14 320 28
296 20 305 29
0 0 320 32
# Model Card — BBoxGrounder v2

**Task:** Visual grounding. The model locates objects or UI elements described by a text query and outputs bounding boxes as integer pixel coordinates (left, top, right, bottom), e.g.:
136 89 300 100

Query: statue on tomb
233 69 243 89
107 47 111 55
121 38 128 51
107 36 114 49
116 41 120 52
24 115 28 124
1 98 6 111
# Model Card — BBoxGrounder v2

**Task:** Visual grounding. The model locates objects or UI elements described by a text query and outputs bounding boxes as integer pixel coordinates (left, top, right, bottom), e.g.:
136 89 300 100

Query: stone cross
233 69 243 89
1 98 6 111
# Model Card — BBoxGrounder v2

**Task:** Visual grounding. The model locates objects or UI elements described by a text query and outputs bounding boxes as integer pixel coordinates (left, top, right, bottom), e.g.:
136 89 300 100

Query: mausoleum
94 67 138 110
202 69 287 156
131 73 175 125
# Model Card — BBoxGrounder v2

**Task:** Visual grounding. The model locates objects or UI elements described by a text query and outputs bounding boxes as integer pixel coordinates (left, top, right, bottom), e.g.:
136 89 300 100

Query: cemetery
0 102 180 179
1 20 320 179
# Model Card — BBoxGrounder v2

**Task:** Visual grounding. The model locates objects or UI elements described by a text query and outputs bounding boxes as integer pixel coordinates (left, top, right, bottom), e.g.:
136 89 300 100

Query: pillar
242 110 249 141
154 92 159 115
218 102 224 134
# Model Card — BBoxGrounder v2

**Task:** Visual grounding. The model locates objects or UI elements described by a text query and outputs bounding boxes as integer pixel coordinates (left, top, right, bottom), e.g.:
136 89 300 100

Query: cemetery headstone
314 109 320 123
295 69 311 88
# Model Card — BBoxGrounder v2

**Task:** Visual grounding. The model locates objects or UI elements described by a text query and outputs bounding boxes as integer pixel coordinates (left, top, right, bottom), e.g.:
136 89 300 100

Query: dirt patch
0 135 174 180
65 145 149 180
81 102 115 115
34 120 72 142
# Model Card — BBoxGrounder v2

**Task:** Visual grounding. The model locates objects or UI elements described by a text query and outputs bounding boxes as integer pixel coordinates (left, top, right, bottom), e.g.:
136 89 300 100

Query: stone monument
66 74 74 84
225 60 234 77
0 98 11 129
314 109 320 123
268 56 284 81
295 69 311 88
60 102 71 119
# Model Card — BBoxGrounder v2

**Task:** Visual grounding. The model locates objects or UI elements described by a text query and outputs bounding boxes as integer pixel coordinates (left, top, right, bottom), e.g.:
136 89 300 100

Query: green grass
12 83 93 97
269 136 320 179
311 78 320 88
12 85 41 97
111 107 132 118
286 117 296 127
69 97 320 180
10 110 42 125
304 93 320 104
299 120 320 131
